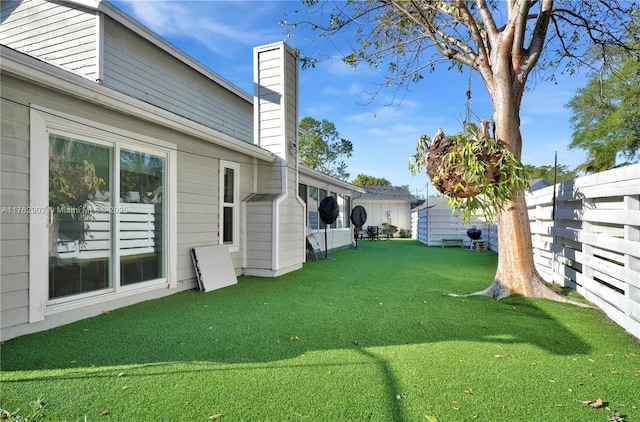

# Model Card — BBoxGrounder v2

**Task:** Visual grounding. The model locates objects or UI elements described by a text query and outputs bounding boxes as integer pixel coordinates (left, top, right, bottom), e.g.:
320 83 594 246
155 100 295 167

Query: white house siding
245 199 275 272
176 151 218 282
102 16 253 143
354 200 412 233
275 46 304 273
0 68 268 339
284 50 298 154
0 0 97 78
0 82 31 333
255 46 285 156
276 167 304 273
246 43 304 276
176 148 256 279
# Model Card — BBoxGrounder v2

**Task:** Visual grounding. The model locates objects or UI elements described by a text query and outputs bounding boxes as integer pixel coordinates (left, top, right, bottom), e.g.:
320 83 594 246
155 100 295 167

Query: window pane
224 168 234 203
223 206 233 243
298 183 307 204
298 184 308 225
344 195 351 228
49 135 112 299
120 149 165 286
308 186 318 230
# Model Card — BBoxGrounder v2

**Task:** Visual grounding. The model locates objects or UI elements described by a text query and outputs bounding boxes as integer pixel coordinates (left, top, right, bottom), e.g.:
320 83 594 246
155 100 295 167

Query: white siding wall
176 151 218 282
0 0 98 78
248 42 305 275
0 73 260 339
0 83 31 333
102 16 253 143
277 167 304 271
275 45 304 271
245 200 274 271
354 201 412 235
255 46 285 156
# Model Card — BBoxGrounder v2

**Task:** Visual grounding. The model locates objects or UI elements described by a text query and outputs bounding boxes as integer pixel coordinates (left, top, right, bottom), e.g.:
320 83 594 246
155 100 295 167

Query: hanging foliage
409 121 529 222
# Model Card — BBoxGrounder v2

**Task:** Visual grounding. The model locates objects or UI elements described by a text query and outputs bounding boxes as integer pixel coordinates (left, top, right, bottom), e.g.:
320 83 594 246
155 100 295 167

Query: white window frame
29 106 177 322
219 160 240 252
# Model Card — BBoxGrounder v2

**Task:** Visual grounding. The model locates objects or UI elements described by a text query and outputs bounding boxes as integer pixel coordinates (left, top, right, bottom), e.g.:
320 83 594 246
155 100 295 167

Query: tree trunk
475 67 561 300
476 193 560 300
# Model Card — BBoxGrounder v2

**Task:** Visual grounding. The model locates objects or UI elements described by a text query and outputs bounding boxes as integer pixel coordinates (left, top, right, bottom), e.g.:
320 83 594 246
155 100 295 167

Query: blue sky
111 0 589 197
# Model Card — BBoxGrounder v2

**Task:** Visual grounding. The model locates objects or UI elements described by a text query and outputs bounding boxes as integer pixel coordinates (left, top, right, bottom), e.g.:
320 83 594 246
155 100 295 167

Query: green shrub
381 223 398 237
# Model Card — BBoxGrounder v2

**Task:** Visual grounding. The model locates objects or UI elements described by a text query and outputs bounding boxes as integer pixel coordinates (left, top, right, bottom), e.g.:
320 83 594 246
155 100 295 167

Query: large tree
298 116 354 180
351 173 391 186
523 163 577 184
567 46 640 172
287 0 639 300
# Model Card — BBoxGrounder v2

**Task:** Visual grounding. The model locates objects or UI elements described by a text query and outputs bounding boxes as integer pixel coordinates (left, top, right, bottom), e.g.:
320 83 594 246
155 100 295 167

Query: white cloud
119 1 283 56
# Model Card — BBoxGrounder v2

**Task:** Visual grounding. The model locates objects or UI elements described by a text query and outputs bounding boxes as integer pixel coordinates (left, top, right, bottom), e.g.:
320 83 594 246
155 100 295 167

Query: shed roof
529 178 552 191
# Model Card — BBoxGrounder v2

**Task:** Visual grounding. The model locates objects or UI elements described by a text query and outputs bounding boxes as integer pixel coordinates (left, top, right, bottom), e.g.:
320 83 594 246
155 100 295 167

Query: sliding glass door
48 134 167 301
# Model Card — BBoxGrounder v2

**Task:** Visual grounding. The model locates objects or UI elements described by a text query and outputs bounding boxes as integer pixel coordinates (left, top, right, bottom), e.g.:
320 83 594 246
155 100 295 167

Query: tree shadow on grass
0 280 591 372
0 242 600 421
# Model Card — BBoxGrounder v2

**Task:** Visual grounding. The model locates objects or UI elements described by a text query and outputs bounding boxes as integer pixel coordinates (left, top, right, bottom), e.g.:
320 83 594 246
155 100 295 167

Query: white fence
56 201 159 260
411 164 640 338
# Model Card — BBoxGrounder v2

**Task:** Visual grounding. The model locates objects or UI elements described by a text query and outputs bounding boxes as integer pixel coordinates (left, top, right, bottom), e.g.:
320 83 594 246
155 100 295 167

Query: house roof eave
1 46 276 162
298 165 366 193
70 0 253 104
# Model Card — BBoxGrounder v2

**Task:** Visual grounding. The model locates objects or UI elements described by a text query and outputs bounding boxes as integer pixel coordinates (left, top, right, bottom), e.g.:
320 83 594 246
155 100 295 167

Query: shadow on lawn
1 242 592 373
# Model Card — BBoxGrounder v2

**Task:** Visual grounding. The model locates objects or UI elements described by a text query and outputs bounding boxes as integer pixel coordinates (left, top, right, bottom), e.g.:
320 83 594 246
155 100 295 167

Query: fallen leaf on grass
607 412 625 422
117 372 125 377
354 340 361 346
290 336 299 341
577 398 605 408
100 410 109 416
122 386 129 390
209 414 222 420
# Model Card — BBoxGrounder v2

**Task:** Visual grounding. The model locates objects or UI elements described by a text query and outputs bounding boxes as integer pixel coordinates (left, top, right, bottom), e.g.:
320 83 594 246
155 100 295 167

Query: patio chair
367 226 380 240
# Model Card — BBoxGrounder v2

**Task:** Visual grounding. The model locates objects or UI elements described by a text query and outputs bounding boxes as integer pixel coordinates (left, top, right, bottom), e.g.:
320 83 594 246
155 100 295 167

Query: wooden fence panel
527 164 640 338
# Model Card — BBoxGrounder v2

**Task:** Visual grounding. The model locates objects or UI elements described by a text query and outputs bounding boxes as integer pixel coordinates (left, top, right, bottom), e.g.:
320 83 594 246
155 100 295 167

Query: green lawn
1 239 638 421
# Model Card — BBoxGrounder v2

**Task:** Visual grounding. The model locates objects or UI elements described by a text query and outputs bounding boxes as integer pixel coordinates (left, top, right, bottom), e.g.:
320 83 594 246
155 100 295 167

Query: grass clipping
410 121 529 222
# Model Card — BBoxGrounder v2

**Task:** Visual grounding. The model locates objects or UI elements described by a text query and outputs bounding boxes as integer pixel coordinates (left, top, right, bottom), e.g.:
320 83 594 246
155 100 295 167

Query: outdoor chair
367 226 380 240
